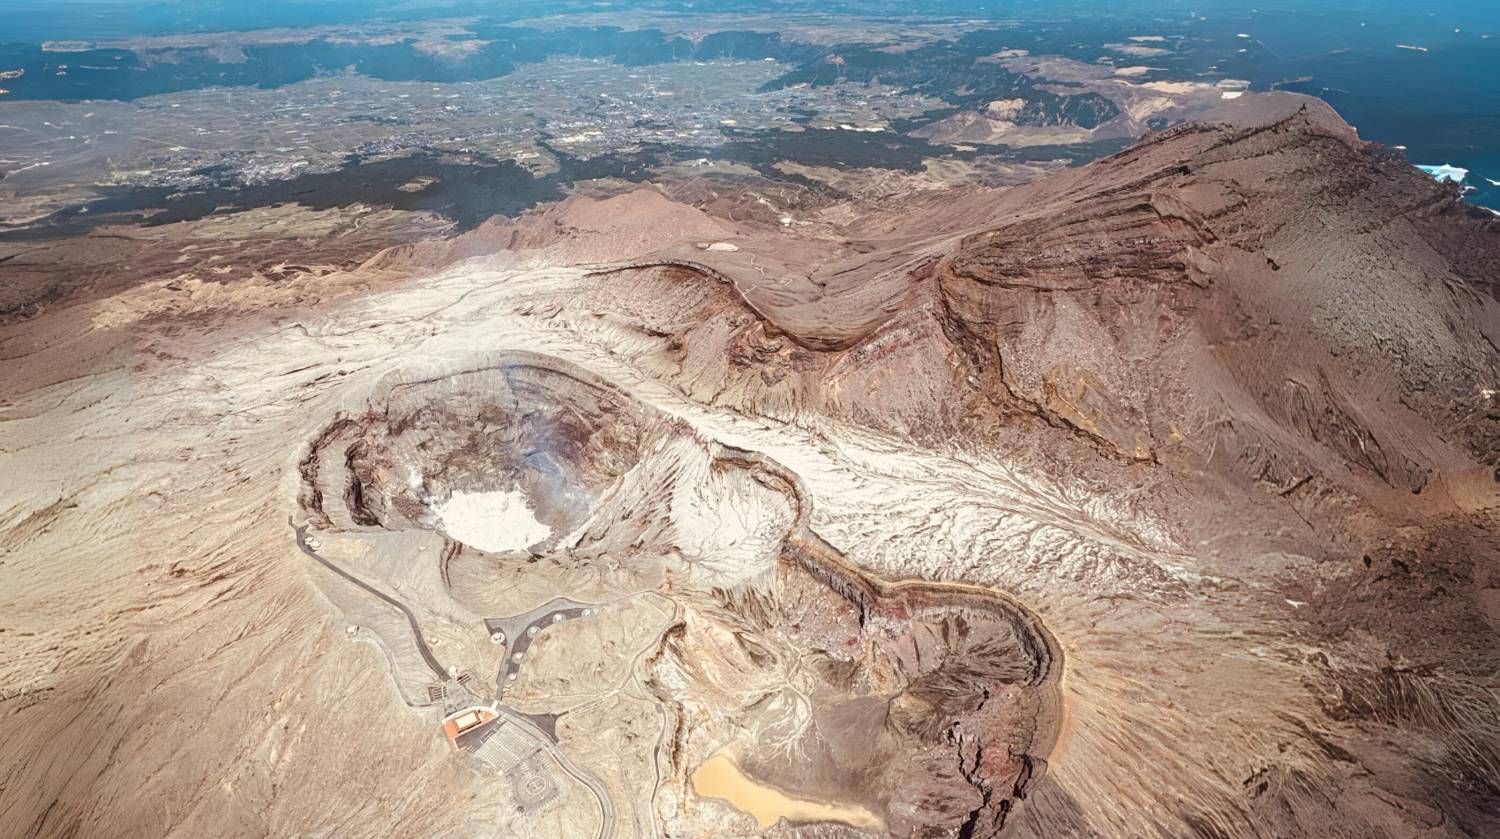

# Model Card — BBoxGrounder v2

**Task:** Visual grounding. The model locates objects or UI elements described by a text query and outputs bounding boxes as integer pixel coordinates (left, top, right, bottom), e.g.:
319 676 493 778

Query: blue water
1183 3 1500 209
969 1 1500 209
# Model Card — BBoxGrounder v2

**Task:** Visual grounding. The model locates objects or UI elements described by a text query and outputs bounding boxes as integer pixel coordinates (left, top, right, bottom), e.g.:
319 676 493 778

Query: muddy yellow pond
690 750 883 832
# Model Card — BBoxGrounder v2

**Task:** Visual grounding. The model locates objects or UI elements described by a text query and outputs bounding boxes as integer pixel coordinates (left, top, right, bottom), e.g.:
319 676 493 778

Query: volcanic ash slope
1 100 1498 838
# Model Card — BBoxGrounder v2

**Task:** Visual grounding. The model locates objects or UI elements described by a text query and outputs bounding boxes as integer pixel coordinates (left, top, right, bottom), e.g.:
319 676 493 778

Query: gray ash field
2 3 1499 838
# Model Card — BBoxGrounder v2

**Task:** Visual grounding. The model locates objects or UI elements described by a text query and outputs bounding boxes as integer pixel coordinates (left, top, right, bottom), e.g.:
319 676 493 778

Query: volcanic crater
294 353 1063 835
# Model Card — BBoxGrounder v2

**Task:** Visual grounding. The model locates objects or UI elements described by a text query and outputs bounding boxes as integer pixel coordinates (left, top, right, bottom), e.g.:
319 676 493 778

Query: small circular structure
490 632 505 644
510 756 560 813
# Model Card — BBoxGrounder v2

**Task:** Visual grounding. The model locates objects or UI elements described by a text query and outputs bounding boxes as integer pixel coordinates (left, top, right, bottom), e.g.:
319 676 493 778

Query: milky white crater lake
434 489 552 552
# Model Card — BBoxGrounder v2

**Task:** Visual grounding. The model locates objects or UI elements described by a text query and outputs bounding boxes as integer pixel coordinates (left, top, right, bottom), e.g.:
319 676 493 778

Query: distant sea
1008 0 1500 210
1204 3 1500 210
